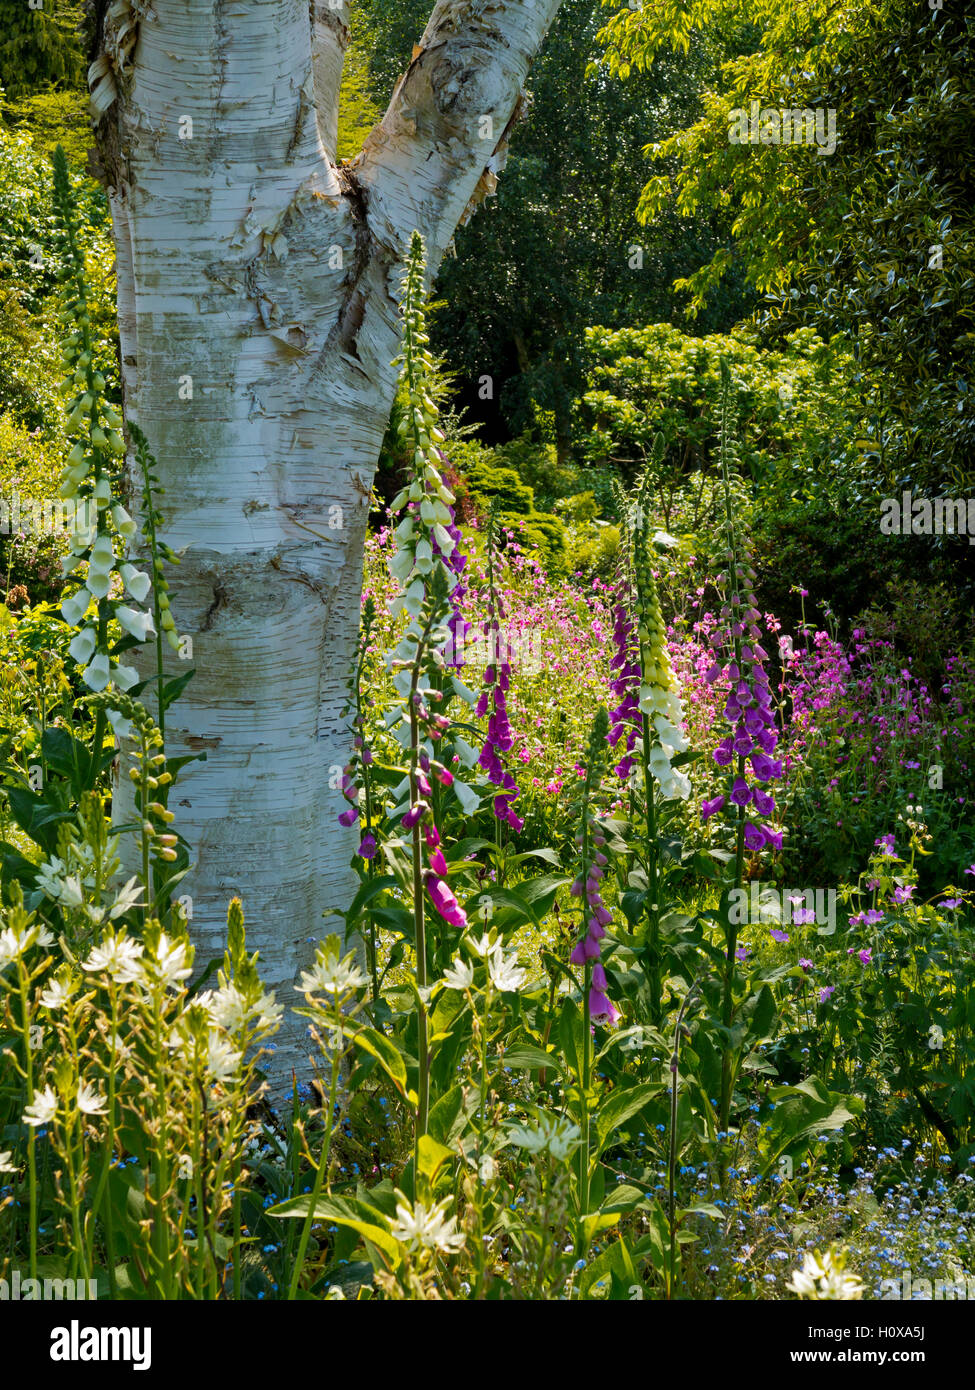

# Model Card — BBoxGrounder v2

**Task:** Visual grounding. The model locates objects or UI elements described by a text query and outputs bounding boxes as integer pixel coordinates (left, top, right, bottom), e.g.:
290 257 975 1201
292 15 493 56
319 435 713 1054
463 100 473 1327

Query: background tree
598 0 974 494
355 0 753 458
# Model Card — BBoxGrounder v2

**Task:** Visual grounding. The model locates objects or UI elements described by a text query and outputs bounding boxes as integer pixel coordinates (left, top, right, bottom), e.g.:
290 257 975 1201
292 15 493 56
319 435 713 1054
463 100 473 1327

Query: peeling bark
89 0 563 1094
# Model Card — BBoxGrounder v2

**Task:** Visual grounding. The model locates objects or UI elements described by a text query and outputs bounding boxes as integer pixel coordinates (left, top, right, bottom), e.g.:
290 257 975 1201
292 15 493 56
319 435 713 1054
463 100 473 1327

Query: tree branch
354 0 563 270
311 0 351 161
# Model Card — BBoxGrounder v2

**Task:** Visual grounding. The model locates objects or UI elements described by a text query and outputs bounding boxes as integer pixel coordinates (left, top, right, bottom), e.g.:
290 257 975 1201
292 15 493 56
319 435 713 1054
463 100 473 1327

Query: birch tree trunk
88 0 562 1091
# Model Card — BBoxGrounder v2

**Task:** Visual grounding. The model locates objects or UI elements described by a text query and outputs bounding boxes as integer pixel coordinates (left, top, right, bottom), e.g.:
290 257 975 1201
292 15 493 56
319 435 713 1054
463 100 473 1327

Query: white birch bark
89 0 563 1094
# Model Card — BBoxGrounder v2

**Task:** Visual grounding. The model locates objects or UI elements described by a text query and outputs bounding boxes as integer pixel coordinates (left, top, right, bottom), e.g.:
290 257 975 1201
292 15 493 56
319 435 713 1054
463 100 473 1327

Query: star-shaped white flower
23 1085 58 1127
77 1081 107 1116
441 956 474 991
487 946 527 994
390 1193 465 1254
83 934 144 983
297 948 365 998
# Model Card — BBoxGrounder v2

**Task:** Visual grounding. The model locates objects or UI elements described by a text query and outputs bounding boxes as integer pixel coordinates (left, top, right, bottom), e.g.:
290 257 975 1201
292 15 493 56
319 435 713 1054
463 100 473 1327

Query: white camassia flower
441 956 474 992
39 975 76 1010
487 946 528 994
390 1193 465 1255
200 983 283 1034
35 856 69 900
151 934 193 988
0 924 52 969
0 1150 18 1173
82 934 144 983
59 875 85 909
76 1081 107 1116
109 877 144 920
297 950 365 998
468 932 496 959
507 1112 581 1162
786 1249 864 1301
206 1032 243 1083
23 1085 59 1127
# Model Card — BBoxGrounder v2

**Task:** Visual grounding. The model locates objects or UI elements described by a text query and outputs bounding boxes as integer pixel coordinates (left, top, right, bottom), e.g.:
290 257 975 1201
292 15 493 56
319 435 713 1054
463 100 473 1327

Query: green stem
578 959 592 1244
287 1011 342 1299
641 710 661 1024
17 962 38 1282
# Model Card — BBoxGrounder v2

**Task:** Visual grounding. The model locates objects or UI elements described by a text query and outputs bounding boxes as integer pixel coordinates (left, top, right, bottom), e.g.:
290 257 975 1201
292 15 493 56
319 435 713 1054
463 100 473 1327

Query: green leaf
428 1084 468 1148
595 1081 665 1154
416 1133 454 1184
267 1196 400 1265
502 1043 565 1074
576 1237 637 1300
353 1027 408 1097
